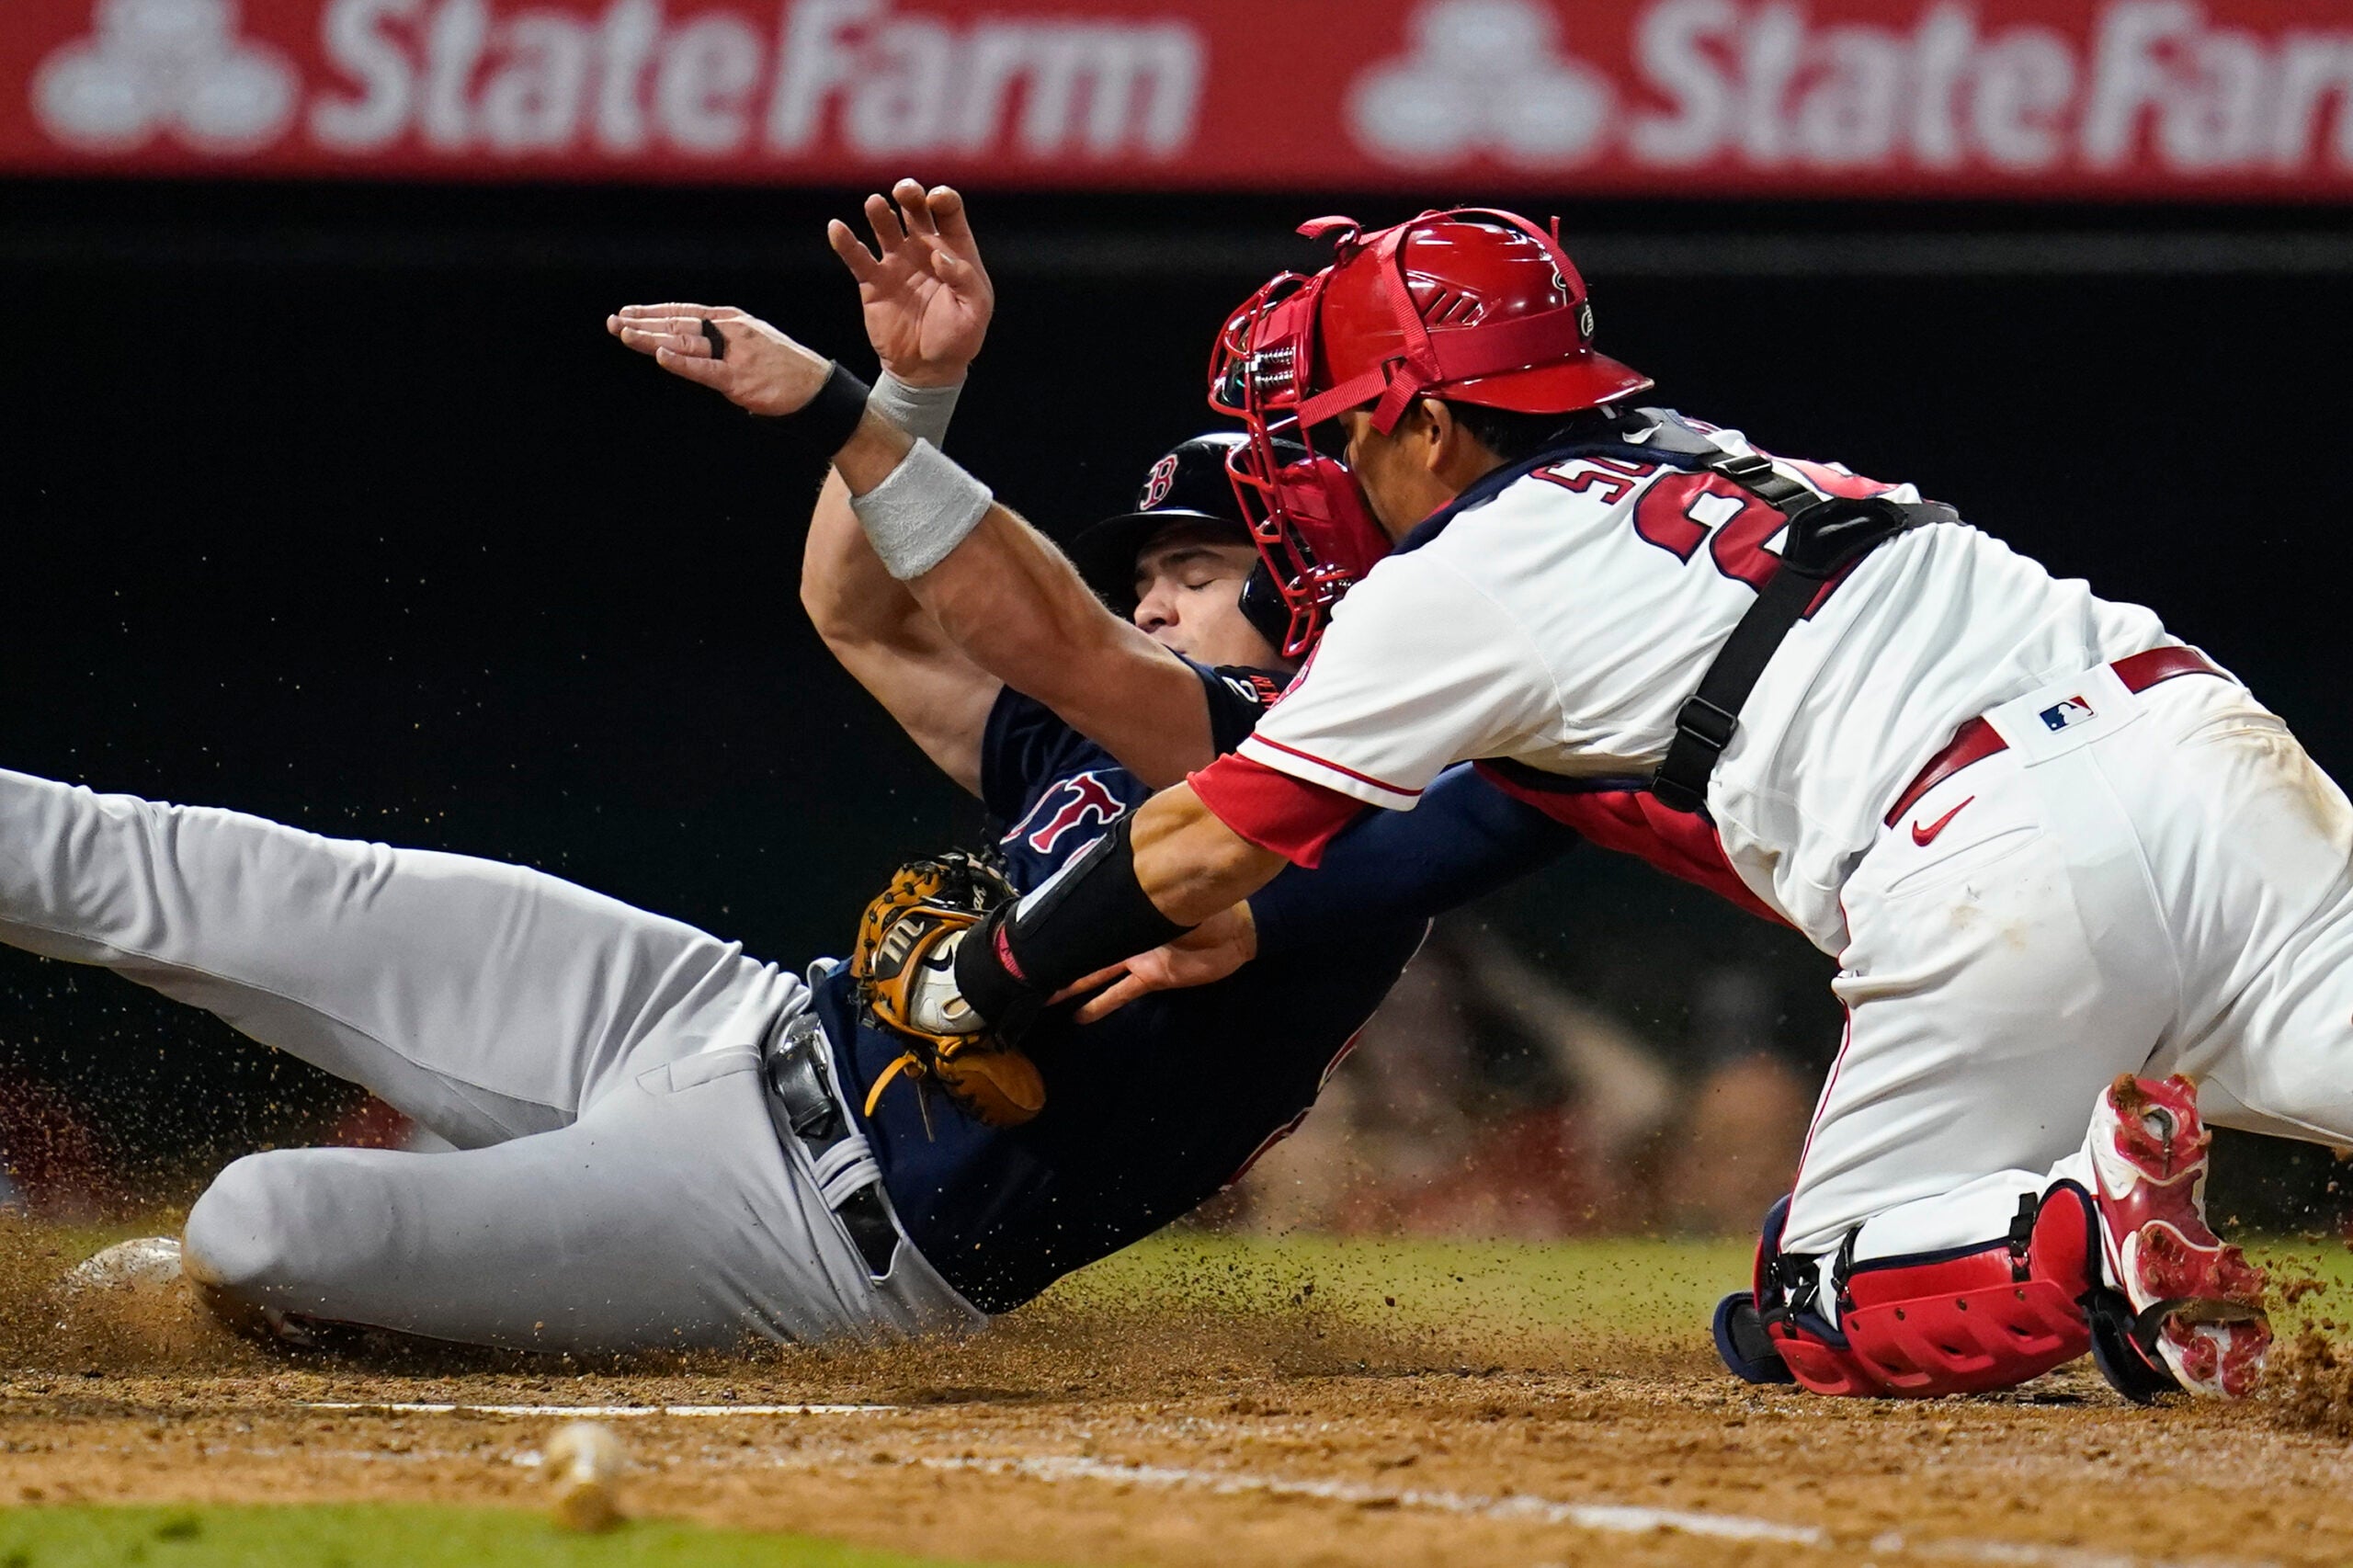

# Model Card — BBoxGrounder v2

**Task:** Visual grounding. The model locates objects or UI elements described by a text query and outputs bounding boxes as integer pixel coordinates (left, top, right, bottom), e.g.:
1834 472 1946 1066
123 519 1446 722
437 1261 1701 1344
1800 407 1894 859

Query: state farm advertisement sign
6 0 2353 197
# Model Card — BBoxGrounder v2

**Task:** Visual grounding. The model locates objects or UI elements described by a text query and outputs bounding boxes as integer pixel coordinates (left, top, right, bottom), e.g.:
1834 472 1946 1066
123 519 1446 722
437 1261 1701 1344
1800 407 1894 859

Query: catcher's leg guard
1717 1187 2103 1398
1714 1195 1875 1393
2084 1074 2269 1400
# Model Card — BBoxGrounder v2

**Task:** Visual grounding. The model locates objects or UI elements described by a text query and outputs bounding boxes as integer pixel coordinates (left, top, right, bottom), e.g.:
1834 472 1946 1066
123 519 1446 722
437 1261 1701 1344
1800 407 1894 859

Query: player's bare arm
602 298 995 789
803 472 1000 794
800 179 999 721
610 191 1219 788
1129 785 1286 925
798 180 1004 793
822 180 1222 789
610 304 1213 786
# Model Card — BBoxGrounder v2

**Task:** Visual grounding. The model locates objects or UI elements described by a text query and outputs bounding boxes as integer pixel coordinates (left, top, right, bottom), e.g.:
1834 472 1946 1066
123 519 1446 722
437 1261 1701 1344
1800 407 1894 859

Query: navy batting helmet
1066 432 1306 650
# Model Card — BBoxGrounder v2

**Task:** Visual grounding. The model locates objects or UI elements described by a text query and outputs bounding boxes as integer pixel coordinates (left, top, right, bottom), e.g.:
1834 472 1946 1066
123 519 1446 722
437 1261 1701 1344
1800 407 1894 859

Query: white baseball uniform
1231 421 2353 1273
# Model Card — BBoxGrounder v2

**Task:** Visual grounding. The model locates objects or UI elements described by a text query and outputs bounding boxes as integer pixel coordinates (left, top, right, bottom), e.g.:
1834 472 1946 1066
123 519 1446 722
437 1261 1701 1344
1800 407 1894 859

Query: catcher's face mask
1209 208 1654 657
1208 265 1390 660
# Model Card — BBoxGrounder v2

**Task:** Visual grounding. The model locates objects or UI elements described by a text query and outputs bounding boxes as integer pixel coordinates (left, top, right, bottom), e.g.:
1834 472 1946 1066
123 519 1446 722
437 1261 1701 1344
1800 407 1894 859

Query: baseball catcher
839 205 2336 1403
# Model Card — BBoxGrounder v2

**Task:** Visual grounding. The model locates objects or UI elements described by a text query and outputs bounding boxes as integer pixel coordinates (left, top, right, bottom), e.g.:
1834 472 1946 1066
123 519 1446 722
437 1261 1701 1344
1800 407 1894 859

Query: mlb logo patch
2040 695 2096 733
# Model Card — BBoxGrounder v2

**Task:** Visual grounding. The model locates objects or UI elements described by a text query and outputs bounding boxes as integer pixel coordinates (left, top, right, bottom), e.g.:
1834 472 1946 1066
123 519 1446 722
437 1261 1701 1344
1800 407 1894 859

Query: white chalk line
296 1411 1813 1546
290 1405 2276 1568
297 1401 893 1417
1864 1538 2268 1568
919 1451 1819 1544
861 1451 2274 1568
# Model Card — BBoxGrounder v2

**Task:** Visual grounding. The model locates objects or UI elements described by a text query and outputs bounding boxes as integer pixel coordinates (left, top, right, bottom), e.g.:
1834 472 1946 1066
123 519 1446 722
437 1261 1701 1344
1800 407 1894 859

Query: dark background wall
5 179 2350 1219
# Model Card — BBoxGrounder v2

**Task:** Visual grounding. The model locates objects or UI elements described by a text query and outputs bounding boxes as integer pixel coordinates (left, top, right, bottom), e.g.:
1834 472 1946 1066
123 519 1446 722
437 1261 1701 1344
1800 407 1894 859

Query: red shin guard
1761 1185 2100 1398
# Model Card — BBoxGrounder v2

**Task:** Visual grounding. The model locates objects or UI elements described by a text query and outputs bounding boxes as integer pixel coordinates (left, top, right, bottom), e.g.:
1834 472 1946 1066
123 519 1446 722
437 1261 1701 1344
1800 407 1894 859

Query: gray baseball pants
0 766 982 1353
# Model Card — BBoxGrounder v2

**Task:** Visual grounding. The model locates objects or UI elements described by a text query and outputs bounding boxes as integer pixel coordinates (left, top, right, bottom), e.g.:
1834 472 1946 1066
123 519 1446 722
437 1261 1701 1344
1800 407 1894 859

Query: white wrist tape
850 439 994 581
867 371 962 449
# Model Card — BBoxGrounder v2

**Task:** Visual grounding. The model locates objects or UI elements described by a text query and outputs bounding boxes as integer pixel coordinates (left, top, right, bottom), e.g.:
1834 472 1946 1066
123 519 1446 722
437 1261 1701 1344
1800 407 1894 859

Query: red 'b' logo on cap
1140 454 1180 510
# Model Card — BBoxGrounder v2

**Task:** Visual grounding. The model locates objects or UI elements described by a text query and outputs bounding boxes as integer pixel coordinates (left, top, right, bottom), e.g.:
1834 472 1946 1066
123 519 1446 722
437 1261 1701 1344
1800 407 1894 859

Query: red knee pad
1765 1184 2100 1398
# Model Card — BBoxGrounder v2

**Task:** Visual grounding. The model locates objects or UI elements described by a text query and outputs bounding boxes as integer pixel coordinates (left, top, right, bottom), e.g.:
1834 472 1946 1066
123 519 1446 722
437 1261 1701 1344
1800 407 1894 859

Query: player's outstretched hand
1057 904 1259 1025
827 179 994 389
606 303 833 417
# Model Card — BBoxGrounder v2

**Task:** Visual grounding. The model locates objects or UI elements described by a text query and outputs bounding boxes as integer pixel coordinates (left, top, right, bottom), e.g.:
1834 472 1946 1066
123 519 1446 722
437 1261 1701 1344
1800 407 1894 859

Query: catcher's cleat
1711 1290 1794 1385
2085 1074 2269 1399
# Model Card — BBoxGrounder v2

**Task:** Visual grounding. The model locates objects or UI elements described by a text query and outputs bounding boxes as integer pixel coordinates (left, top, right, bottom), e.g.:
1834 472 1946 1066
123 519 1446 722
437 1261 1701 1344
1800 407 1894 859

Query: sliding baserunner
32 187 1572 1352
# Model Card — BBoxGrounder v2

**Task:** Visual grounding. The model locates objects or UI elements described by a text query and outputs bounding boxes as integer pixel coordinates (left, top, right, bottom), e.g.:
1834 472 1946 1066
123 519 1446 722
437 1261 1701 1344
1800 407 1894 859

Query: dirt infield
6 1224 2353 1568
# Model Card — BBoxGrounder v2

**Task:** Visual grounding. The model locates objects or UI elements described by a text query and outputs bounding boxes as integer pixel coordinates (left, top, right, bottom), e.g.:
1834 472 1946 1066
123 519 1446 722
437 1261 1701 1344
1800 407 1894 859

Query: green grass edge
0 1502 1007 1568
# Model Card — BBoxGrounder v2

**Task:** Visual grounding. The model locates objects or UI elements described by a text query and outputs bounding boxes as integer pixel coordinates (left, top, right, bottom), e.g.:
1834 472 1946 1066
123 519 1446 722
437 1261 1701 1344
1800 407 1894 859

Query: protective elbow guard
1715 1185 2100 1399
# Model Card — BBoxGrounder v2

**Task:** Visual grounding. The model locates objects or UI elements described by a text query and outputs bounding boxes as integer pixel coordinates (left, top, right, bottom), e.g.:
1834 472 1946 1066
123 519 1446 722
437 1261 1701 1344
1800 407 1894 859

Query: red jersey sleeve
1188 753 1369 869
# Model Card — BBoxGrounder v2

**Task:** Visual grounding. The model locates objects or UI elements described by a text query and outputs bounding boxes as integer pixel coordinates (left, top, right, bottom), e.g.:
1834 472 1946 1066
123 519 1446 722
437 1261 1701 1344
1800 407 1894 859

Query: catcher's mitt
851 849 1046 1128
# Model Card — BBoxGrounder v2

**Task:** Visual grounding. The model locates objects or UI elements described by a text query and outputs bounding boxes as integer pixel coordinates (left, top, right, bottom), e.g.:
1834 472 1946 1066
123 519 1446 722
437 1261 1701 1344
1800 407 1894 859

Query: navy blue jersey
817 660 1576 1313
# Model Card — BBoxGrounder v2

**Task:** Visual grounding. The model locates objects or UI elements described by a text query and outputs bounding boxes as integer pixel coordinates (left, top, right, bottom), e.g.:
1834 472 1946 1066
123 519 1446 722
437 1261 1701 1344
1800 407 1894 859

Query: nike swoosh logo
1622 423 1656 443
1911 796 1975 847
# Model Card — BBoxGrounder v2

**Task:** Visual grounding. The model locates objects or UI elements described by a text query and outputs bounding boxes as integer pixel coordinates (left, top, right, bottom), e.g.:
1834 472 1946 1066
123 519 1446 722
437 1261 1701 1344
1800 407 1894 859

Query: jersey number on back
1540 454 1893 600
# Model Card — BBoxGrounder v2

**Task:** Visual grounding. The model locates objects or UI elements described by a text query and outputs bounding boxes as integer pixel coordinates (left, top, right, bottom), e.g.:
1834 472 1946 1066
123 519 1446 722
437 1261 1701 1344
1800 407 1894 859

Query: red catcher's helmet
1208 208 1651 653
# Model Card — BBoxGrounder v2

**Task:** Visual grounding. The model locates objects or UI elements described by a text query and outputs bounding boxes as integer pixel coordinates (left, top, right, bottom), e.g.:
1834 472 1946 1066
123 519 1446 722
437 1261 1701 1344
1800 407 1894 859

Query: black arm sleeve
1246 765 1581 959
955 812 1190 1025
956 664 1288 1028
